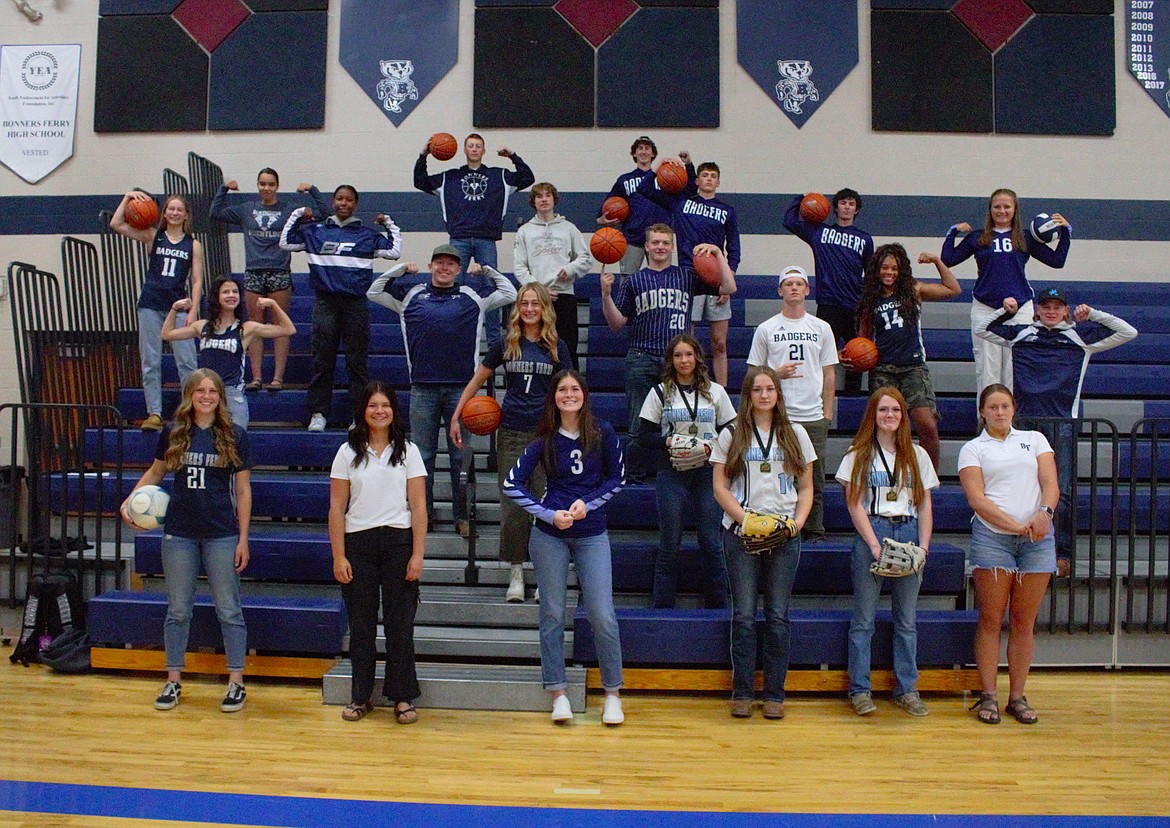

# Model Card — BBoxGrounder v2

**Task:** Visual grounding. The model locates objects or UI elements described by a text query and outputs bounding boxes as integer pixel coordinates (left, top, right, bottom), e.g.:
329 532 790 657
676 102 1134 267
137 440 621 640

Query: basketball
841 337 879 372
127 484 170 530
461 395 502 436
799 192 831 224
692 250 722 288
602 196 630 222
590 227 628 265
125 197 159 230
429 132 458 161
1030 213 1060 245
656 160 688 194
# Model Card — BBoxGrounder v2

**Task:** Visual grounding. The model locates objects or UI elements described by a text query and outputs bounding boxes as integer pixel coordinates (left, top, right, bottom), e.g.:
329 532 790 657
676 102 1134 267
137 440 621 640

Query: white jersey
957 428 1052 534
330 441 427 533
835 444 939 519
710 423 817 529
747 310 838 422
639 381 736 442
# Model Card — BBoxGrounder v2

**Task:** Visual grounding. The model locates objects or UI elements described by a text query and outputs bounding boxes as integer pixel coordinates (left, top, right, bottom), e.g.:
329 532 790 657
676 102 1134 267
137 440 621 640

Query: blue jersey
941 226 1070 307
279 209 400 297
368 265 517 385
782 195 873 310
482 337 572 432
502 419 625 538
210 187 329 272
614 265 717 357
601 167 672 246
154 424 252 539
414 154 535 241
978 309 1137 418
138 231 194 312
871 295 926 366
197 320 246 387
638 174 740 271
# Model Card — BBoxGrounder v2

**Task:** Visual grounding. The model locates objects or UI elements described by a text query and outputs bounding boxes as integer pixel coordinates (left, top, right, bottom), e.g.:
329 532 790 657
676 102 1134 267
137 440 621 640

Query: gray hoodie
512 214 593 296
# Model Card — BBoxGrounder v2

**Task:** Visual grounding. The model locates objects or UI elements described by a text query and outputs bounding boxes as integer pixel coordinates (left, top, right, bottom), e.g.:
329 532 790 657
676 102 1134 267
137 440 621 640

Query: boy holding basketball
597 136 673 274
747 266 838 540
783 188 873 396
600 224 737 482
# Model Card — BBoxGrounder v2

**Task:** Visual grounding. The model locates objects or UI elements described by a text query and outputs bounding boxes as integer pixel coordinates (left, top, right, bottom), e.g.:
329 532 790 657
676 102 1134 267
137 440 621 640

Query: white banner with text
0 44 81 184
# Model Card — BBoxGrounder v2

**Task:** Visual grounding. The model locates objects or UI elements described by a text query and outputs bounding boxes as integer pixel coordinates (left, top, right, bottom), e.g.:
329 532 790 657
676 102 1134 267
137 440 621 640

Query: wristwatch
1039 505 1055 518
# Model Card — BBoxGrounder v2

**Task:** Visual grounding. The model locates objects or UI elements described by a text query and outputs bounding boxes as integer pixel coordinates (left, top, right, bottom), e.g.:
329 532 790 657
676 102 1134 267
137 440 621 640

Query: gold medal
886 490 899 502
760 462 772 473
688 424 698 435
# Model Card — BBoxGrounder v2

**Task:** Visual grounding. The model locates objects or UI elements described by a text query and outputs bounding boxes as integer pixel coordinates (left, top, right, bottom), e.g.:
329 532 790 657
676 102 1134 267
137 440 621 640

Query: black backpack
9 571 86 667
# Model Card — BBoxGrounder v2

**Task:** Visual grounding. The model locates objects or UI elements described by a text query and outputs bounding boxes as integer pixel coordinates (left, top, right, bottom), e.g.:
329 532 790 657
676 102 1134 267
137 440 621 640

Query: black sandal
341 702 371 722
970 693 1000 724
245 379 262 392
394 702 418 724
1005 696 1038 724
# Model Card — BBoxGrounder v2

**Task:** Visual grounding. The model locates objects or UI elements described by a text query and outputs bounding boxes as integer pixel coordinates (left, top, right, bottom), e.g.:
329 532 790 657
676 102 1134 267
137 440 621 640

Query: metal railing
186 152 231 283
1126 418 1170 634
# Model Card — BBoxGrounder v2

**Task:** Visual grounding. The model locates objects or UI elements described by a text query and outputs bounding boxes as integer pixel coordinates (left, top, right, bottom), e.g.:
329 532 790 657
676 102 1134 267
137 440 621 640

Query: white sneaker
505 565 525 603
602 694 624 725
551 694 573 723
307 413 327 432
534 586 540 603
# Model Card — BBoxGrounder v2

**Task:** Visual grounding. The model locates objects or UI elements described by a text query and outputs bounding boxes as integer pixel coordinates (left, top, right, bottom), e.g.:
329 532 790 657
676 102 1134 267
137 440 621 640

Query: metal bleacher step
321 661 586 713
395 625 568 660
415 584 576 627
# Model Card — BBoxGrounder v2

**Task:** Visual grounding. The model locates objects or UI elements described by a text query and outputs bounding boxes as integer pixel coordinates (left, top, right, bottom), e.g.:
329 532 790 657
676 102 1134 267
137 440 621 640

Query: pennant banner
737 0 857 129
0 44 81 184
1128 1 1170 120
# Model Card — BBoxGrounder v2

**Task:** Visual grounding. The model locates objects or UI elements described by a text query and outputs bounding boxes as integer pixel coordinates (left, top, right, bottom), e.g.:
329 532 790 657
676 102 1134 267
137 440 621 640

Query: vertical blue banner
736 0 858 128
339 0 458 127
1127 0 1170 120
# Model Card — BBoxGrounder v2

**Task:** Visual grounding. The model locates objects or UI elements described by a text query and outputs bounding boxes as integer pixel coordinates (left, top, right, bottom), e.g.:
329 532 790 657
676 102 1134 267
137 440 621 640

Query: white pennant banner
0 44 81 184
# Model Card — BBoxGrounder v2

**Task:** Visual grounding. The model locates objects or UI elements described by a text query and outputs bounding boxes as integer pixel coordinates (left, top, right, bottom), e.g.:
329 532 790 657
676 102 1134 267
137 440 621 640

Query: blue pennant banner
1128 1 1170 120
737 0 858 128
339 0 458 127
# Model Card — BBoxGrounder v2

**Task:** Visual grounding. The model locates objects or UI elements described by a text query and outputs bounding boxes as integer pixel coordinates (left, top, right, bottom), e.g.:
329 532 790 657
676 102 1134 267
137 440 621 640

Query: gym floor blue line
2 781 1167 828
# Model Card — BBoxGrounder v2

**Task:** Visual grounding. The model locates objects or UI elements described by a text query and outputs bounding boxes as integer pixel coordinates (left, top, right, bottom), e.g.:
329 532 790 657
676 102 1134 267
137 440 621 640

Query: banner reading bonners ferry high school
0 44 81 184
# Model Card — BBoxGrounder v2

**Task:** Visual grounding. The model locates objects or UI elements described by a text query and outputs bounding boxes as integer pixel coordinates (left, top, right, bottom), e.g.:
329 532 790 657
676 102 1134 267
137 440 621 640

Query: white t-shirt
330 441 427 533
835 443 940 519
710 422 817 529
747 310 838 422
638 381 736 442
957 428 1052 534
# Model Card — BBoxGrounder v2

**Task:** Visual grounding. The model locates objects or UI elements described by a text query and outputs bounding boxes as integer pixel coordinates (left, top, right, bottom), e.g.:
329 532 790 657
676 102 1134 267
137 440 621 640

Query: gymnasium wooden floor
2 660 1168 827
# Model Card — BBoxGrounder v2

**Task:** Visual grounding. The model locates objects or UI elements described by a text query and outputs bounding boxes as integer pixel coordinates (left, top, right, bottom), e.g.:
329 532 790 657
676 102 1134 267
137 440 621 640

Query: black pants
309 292 370 422
553 293 580 370
817 302 863 396
341 526 421 705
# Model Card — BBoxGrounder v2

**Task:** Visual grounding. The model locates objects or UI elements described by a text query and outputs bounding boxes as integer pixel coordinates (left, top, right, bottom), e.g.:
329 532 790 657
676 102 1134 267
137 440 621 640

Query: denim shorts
968 517 1056 574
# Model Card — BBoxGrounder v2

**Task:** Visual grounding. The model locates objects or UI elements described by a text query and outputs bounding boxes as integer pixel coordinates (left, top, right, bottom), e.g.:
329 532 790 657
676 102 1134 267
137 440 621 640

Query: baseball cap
1037 286 1068 305
779 266 808 285
431 244 462 264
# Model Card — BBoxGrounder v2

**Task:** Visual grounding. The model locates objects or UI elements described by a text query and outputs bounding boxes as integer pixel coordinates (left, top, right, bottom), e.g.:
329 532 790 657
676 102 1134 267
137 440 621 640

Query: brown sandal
1005 696 1038 724
970 693 1000 724
394 702 418 724
341 702 371 721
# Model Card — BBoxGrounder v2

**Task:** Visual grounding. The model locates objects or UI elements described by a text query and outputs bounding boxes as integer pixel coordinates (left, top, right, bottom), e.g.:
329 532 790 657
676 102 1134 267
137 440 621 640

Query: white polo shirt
710 423 817 529
835 444 939 519
747 310 838 422
957 428 1052 534
330 440 427 533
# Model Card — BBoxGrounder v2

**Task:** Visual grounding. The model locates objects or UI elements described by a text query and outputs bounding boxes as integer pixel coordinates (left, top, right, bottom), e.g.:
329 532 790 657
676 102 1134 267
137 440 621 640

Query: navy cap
1037 286 1068 305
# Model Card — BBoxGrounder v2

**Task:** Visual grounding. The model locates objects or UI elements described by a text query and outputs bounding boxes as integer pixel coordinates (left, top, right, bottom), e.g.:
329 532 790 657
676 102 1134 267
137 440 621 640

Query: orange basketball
461 395 501 436
656 160 688 194
692 250 722 288
799 192 831 224
429 132 458 161
590 227 628 265
125 197 159 230
841 337 879 372
602 196 630 222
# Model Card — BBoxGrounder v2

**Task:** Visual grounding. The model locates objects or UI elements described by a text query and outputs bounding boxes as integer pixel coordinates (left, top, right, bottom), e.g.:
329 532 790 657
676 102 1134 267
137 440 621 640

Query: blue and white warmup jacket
502 420 625 539
599 167 672 247
413 154 535 241
367 264 517 385
941 226 1070 308
976 308 1137 417
782 195 873 311
279 209 400 297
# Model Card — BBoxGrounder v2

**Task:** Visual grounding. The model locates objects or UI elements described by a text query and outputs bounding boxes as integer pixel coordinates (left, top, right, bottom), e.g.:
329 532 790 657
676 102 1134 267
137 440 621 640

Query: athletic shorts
870 363 937 416
244 269 293 295
969 517 1056 574
691 293 732 323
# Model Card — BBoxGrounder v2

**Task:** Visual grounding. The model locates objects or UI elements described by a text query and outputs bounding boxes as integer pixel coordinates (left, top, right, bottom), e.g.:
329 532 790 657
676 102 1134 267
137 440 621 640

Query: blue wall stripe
2 780 1169 828
2 193 1169 242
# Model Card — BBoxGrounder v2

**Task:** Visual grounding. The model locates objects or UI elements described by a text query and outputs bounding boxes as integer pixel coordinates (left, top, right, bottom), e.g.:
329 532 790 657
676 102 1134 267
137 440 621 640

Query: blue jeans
529 528 623 691
138 307 196 416
225 383 248 430
161 533 246 671
624 349 664 481
409 383 466 523
724 528 800 702
450 236 502 349
653 463 728 608
848 516 921 697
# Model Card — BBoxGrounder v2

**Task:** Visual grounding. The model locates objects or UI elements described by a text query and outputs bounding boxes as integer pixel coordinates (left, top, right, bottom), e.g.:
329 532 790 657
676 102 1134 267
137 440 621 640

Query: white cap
779 266 808 285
